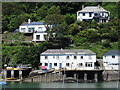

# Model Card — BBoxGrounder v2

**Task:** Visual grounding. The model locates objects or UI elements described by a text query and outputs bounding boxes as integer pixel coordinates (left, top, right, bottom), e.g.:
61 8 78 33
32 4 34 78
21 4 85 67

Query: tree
68 23 79 35
37 5 48 19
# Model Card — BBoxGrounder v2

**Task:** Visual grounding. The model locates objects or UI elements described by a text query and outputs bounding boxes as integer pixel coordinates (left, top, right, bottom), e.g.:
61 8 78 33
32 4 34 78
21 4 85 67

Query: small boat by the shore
29 69 54 77
6 78 17 80
0 81 8 85
38 69 54 75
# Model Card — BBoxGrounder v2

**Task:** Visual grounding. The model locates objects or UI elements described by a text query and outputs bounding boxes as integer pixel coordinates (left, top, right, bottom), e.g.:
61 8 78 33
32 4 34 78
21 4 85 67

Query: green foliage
3 32 25 42
2 2 119 60
2 42 47 68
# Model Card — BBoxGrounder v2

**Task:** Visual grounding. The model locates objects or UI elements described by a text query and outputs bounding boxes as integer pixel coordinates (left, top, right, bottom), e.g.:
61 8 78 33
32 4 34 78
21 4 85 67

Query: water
1 81 119 88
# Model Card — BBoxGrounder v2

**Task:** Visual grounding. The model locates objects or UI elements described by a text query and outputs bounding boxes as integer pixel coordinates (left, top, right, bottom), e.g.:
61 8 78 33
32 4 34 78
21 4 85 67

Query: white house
40 49 97 70
77 5 110 23
19 19 47 41
103 50 120 70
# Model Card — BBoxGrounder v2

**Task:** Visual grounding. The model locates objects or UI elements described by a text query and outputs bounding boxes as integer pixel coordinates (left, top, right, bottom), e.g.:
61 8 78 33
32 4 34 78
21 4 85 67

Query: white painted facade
103 50 120 70
19 20 48 41
77 6 110 23
40 49 96 70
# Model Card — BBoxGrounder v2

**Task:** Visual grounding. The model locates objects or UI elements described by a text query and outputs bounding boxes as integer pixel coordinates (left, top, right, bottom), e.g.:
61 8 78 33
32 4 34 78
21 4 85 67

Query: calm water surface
0 81 119 88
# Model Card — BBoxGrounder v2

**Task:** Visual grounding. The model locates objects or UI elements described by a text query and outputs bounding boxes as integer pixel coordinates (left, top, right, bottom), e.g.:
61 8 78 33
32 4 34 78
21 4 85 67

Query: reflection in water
2 81 118 88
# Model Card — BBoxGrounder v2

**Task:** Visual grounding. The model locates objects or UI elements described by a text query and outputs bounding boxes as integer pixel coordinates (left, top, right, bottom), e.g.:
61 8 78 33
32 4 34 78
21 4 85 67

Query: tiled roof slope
41 49 96 55
20 22 44 26
78 6 109 12
103 50 120 55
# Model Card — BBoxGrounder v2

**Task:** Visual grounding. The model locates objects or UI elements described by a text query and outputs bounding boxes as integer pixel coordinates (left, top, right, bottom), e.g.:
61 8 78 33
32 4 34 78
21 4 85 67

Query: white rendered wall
33 33 47 41
77 12 110 22
103 55 119 70
19 25 46 33
40 54 96 70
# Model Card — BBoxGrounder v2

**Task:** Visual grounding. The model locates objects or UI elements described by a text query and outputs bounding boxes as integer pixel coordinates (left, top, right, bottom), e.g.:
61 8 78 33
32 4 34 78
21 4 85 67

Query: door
59 63 62 69
49 63 52 69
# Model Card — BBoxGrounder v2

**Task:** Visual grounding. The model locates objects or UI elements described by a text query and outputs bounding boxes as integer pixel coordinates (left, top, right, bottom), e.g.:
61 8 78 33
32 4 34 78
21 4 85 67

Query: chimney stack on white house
28 19 31 24
82 5 84 9
98 5 100 8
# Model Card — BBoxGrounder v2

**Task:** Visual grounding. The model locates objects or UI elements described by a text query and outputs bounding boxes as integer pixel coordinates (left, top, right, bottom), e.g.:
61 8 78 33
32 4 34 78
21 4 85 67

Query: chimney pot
82 5 84 9
28 19 31 24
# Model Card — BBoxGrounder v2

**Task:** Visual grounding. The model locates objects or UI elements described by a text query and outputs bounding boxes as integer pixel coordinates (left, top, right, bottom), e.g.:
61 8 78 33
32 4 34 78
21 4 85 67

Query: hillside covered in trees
2 2 120 68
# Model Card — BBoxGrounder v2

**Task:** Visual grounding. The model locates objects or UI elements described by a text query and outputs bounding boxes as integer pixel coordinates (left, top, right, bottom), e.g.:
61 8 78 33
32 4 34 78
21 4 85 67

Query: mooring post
3 70 7 80
19 70 22 79
45 73 47 82
77 73 79 83
74 73 77 80
11 70 14 78
95 73 98 82
84 73 87 82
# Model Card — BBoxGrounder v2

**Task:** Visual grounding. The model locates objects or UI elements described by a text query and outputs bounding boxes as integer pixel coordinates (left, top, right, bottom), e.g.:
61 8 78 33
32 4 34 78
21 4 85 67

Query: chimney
98 4 100 8
28 19 31 24
82 5 84 9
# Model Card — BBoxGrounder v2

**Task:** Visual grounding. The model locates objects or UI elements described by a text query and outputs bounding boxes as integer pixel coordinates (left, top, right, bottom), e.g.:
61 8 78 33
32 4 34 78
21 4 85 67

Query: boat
38 69 54 74
6 78 17 80
0 81 8 85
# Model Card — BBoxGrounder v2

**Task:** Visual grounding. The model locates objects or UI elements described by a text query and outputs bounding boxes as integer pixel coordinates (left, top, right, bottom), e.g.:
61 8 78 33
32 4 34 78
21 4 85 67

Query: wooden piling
94 73 98 82
84 73 87 82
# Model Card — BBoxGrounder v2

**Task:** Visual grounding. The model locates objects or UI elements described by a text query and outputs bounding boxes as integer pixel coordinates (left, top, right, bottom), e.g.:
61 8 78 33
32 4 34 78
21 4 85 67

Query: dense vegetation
2 2 119 68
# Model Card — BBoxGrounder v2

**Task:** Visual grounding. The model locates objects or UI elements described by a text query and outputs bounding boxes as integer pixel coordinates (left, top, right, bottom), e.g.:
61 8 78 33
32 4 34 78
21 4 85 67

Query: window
36 35 40 40
94 13 98 16
89 12 92 17
45 63 48 66
66 63 70 66
21 28 26 32
83 13 85 16
112 55 115 58
38 27 43 32
79 63 83 66
45 56 48 59
74 56 77 59
102 13 104 16
81 56 83 59
39 63 42 66
66 56 70 59
85 62 92 67
28 27 34 32
54 63 57 66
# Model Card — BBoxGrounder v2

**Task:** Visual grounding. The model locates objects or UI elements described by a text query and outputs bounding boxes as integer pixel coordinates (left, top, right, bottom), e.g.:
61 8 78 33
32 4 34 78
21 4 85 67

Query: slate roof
78 6 109 12
103 50 120 55
20 22 44 26
41 49 96 55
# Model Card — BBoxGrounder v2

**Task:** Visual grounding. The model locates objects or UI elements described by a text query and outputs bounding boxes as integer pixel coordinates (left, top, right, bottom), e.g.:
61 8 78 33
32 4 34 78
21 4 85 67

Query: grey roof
41 49 96 55
103 50 120 55
77 6 109 12
20 22 44 26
